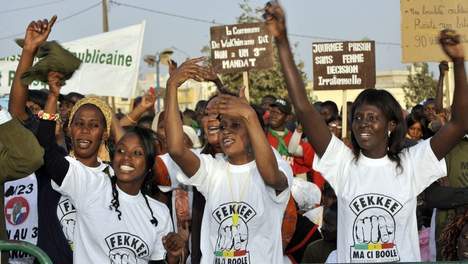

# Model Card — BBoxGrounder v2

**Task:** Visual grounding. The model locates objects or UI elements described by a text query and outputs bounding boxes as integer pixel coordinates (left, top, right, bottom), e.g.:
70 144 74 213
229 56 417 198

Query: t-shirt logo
349 194 402 262
5 197 29 225
212 202 256 264
105 232 150 264
57 196 76 248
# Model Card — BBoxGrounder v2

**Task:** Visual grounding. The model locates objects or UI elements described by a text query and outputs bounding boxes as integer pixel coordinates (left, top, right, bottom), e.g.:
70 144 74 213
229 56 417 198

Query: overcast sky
0 0 433 79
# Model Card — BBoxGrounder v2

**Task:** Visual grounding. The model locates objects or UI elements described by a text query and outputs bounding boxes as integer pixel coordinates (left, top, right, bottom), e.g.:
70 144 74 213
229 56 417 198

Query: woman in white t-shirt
37 82 184 263
164 58 293 264
264 2 468 262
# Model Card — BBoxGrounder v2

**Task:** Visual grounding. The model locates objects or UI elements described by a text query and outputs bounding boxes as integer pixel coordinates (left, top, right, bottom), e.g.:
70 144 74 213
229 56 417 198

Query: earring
388 131 391 137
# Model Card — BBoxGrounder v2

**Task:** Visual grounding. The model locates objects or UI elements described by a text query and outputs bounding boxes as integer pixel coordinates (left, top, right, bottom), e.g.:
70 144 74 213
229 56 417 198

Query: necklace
226 163 251 225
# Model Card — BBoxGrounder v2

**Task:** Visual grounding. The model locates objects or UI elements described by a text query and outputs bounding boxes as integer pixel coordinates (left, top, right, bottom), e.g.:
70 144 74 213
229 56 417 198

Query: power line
109 0 219 25
110 1 401 48
0 0 65 15
0 2 101 41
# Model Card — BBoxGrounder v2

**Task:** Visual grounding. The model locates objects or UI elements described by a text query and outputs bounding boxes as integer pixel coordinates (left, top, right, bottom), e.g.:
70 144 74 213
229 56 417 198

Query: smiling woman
268 2 468 262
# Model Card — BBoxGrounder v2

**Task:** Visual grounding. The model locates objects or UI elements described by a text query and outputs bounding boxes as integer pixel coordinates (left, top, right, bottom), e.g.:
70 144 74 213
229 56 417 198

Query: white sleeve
265 148 294 204
408 138 446 195
176 154 215 198
0 108 12 125
151 206 174 260
51 156 107 210
158 153 183 191
312 135 354 194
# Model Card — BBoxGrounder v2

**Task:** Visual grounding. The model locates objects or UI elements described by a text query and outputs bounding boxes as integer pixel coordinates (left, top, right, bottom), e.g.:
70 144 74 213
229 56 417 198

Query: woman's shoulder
144 195 171 216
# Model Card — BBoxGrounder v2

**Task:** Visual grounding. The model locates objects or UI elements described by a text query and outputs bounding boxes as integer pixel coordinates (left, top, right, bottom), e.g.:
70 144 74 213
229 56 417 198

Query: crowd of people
0 2 467 263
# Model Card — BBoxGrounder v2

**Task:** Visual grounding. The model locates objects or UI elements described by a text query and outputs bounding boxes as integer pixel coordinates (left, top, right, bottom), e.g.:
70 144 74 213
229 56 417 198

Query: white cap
183 125 201 149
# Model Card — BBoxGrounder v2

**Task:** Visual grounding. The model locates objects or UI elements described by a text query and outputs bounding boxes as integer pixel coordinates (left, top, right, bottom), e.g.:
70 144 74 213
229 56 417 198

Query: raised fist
61 218 76 241
109 249 137 264
354 215 393 244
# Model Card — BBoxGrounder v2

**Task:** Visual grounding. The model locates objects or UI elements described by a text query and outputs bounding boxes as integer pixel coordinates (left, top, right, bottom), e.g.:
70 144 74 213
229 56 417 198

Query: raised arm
9 16 56 121
264 3 331 156
430 30 468 160
208 90 288 191
0 107 43 181
37 71 70 185
435 61 448 113
120 90 156 127
164 58 207 177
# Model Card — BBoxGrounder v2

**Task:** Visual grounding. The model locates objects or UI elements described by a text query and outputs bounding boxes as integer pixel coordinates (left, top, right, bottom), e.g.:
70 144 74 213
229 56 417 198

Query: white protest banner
0 21 145 98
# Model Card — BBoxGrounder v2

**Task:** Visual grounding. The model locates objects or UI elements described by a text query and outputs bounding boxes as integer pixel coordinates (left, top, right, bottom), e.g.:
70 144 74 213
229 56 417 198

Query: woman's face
69 105 106 162
113 133 147 186
407 121 423 140
351 103 392 158
202 97 221 146
328 120 342 139
219 115 250 162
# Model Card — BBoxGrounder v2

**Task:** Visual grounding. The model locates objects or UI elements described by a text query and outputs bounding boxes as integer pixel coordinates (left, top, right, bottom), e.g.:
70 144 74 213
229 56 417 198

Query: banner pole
342 89 348 139
243 71 250 102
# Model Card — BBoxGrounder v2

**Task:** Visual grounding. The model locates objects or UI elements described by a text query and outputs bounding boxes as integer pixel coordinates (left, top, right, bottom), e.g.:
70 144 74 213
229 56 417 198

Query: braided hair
439 208 468 260
109 126 159 227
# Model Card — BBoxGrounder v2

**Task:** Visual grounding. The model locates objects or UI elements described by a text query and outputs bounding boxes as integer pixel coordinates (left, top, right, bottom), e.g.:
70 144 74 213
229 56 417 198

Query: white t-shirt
5 174 38 264
177 153 293 264
56 160 111 251
53 156 173 263
313 135 446 263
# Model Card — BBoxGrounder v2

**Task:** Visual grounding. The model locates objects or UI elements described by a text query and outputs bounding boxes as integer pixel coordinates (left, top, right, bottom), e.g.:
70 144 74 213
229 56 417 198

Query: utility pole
102 0 109 32
102 0 116 111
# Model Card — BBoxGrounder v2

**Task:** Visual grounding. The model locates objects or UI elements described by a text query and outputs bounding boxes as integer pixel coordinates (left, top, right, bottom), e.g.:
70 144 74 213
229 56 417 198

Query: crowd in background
1 2 467 264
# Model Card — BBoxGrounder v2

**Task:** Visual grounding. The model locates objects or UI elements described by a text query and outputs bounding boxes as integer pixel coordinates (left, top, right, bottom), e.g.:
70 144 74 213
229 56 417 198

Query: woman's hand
263 1 287 41
163 232 186 261
23 15 57 52
167 57 212 88
439 29 464 60
47 71 63 98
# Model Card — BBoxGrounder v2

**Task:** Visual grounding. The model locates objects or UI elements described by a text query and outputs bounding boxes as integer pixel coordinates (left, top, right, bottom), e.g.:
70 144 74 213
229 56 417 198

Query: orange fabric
174 188 191 222
282 195 298 250
153 156 171 186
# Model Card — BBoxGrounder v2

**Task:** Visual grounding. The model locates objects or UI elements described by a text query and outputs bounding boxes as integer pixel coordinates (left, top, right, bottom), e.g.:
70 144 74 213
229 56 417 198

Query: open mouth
222 137 235 147
120 165 135 173
76 139 91 149
359 133 372 140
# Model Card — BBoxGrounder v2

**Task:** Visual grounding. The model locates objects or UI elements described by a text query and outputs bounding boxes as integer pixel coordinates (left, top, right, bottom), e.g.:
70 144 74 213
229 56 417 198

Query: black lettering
26 184 34 194
366 196 375 206
384 198 391 208
376 196 384 205
32 227 38 238
215 210 223 222
367 250 373 258
117 234 122 246
244 208 253 219
229 204 236 215
353 251 362 259
352 201 360 212
359 197 367 208
136 243 145 252
124 235 130 246
238 204 247 215
389 202 400 213
130 237 138 248
17 185 26 195
110 237 116 248
221 206 229 217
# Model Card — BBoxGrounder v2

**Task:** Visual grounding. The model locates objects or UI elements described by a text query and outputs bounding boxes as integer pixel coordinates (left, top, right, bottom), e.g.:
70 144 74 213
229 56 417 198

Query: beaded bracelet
37 110 60 121
126 115 137 124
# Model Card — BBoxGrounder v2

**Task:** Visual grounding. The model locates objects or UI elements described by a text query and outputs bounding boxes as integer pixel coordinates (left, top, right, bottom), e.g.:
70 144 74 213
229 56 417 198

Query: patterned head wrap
68 97 112 135
68 97 113 162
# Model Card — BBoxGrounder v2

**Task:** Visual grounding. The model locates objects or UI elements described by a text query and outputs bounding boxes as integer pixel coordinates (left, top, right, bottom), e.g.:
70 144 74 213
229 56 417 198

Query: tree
402 62 437 108
203 0 307 104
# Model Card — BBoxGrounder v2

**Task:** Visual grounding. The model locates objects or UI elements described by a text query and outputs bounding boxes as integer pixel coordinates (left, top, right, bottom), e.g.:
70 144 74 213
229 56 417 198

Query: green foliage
402 62 437 108
202 0 307 104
